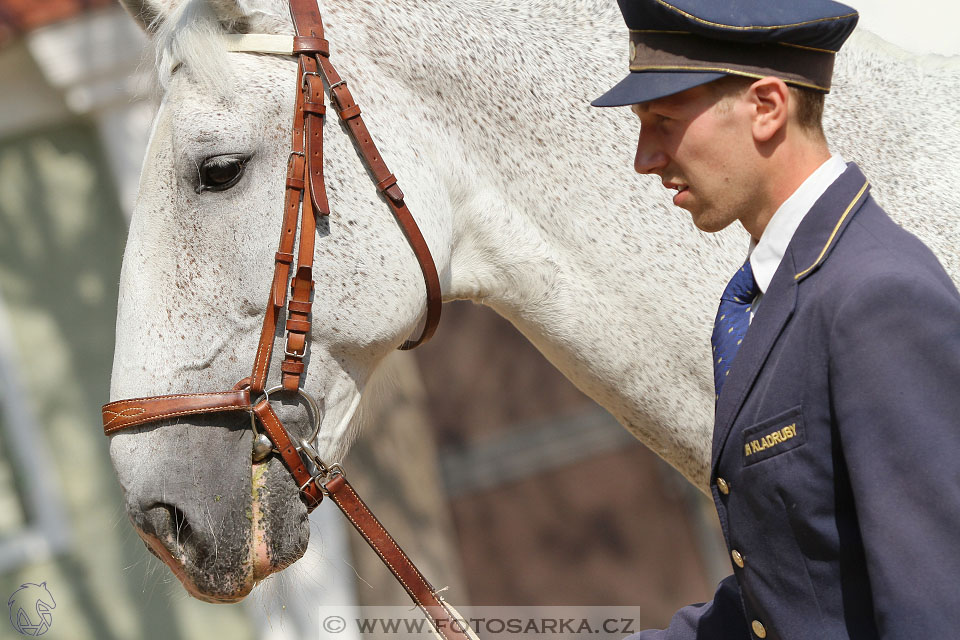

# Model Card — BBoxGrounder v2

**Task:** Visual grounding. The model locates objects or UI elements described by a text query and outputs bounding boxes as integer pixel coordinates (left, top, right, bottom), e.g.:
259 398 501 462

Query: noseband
101 2 479 638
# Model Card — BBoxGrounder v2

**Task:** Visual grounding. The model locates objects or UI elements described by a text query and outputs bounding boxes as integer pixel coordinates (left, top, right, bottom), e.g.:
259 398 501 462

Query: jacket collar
711 163 872 470
749 154 848 295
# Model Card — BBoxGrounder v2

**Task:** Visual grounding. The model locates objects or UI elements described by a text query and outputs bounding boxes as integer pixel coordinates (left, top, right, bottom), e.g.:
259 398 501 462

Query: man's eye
196 154 248 193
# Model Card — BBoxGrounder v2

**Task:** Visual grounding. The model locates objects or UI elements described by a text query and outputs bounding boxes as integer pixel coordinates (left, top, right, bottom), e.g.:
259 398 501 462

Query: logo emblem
8 582 56 636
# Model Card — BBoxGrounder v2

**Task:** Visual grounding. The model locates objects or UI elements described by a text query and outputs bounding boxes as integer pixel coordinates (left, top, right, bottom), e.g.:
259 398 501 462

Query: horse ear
118 0 169 33
121 0 293 35
207 0 295 34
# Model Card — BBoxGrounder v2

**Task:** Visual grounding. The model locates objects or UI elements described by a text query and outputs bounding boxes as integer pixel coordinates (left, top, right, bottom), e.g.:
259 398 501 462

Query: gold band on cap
629 31 836 92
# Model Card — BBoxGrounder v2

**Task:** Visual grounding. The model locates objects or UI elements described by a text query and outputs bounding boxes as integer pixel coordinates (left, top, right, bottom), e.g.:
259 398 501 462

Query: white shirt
747 153 847 318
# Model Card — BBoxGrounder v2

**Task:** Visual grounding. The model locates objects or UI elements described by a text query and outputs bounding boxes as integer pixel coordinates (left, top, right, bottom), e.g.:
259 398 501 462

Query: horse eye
196 154 248 193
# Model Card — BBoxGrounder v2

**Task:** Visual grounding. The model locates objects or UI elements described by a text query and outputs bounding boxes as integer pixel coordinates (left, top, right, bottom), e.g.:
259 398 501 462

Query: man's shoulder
826 194 951 285
808 194 960 317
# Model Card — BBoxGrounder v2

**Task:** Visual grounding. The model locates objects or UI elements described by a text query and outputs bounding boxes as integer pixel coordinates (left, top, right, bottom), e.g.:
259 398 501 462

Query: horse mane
849 29 960 71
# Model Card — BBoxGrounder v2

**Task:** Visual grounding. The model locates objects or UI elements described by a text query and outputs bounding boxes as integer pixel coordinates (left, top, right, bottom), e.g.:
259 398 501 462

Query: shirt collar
748 153 847 294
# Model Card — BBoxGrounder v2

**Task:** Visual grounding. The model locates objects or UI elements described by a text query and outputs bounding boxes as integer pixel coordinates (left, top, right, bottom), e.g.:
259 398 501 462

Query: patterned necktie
712 260 759 401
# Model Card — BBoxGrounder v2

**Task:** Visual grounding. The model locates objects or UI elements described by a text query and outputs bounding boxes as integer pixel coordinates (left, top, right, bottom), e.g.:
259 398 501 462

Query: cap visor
591 71 727 107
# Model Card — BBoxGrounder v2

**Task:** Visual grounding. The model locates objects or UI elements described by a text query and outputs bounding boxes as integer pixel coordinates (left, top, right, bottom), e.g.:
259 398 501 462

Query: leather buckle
284 345 306 358
284 307 310 356
302 70 322 92
286 150 305 171
328 79 347 106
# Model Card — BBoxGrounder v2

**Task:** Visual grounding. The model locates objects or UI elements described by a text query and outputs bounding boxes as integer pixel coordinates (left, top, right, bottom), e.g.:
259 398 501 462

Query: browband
224 33 298 55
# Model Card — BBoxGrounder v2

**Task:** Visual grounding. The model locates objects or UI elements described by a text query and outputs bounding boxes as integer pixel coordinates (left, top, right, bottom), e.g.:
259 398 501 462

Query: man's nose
634 128 667 174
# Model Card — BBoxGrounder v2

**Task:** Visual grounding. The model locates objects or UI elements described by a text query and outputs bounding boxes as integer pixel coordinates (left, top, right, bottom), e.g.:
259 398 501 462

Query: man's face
632 83 760 233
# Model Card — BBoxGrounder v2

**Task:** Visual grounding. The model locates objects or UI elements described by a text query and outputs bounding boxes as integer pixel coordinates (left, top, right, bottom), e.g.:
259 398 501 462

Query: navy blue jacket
633 164 960 639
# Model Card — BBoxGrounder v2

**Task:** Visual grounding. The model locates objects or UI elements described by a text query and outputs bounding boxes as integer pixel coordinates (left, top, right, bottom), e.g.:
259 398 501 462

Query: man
593 1 960 638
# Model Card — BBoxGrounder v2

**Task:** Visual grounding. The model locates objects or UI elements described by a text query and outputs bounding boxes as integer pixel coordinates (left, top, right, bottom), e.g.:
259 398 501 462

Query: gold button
717 477 730 495
731 549 744 568
751 620 766 638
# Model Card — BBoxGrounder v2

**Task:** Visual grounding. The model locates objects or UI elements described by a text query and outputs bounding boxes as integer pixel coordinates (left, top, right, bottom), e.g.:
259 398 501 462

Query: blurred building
412 302 727 614
0 2 727 639
0 2 269 639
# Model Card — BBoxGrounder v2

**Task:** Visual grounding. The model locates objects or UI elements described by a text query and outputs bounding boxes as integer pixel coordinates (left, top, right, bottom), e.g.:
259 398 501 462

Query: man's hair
709 75 825 140
790 85 825 138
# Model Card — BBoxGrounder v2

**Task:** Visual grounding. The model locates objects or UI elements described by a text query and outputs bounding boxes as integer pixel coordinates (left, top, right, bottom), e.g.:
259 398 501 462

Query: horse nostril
141 502 195 552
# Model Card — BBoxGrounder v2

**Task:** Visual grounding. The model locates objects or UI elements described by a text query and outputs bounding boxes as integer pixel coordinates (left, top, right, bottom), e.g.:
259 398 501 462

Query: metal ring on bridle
252 385 322 450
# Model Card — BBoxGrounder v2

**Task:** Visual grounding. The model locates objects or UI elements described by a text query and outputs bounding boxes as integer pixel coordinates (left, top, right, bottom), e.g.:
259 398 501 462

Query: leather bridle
101 2 478 638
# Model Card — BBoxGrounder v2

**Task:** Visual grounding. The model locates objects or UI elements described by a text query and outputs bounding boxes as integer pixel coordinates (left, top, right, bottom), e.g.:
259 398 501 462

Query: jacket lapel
711 163 873 469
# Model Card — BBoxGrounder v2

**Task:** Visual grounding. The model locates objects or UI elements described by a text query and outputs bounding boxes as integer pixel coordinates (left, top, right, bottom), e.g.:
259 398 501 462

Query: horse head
109 0 454 602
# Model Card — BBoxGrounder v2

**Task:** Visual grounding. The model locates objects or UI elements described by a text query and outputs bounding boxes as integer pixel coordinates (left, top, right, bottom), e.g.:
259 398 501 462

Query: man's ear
747 77 790 143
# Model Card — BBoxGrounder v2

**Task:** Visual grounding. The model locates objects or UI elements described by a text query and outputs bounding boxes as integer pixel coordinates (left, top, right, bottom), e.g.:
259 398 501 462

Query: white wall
854 0 960 56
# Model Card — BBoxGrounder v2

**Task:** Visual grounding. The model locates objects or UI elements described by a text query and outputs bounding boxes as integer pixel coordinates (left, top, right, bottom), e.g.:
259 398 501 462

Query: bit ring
253 386 322 450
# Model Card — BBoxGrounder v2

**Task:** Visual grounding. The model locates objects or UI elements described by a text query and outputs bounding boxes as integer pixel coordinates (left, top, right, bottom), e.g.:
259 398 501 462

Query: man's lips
664 180 689 205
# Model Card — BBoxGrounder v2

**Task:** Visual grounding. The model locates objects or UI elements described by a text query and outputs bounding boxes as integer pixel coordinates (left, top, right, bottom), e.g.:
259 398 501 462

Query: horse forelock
152 0 292 96
152 0 233 94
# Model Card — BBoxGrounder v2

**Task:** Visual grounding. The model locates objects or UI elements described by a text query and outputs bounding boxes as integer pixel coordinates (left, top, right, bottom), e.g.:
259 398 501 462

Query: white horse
109 0 960 602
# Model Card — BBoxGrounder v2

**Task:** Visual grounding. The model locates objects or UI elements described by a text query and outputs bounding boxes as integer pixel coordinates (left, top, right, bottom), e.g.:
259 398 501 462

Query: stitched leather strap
102 390 251 434
325 473 473 640
288 0 442 350
252 399 324 509
320 64 441 349
280 55 323 391
248 55 310 394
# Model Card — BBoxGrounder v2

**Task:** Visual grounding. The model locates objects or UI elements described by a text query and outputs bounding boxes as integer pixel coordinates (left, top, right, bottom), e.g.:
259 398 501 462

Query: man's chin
693 220 722 233
689 211 734 234
688 212 718 233
670 195 730 232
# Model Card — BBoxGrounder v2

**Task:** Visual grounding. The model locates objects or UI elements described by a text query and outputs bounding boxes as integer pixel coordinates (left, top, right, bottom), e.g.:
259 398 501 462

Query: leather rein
101 2 478 638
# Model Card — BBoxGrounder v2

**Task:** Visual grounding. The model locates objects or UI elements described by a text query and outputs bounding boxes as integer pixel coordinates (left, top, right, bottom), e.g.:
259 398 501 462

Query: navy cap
593 0 859 107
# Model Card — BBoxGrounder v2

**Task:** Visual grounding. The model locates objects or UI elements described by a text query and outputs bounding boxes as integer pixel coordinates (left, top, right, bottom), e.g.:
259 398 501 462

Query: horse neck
319 0 728 488
446 159 723 487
